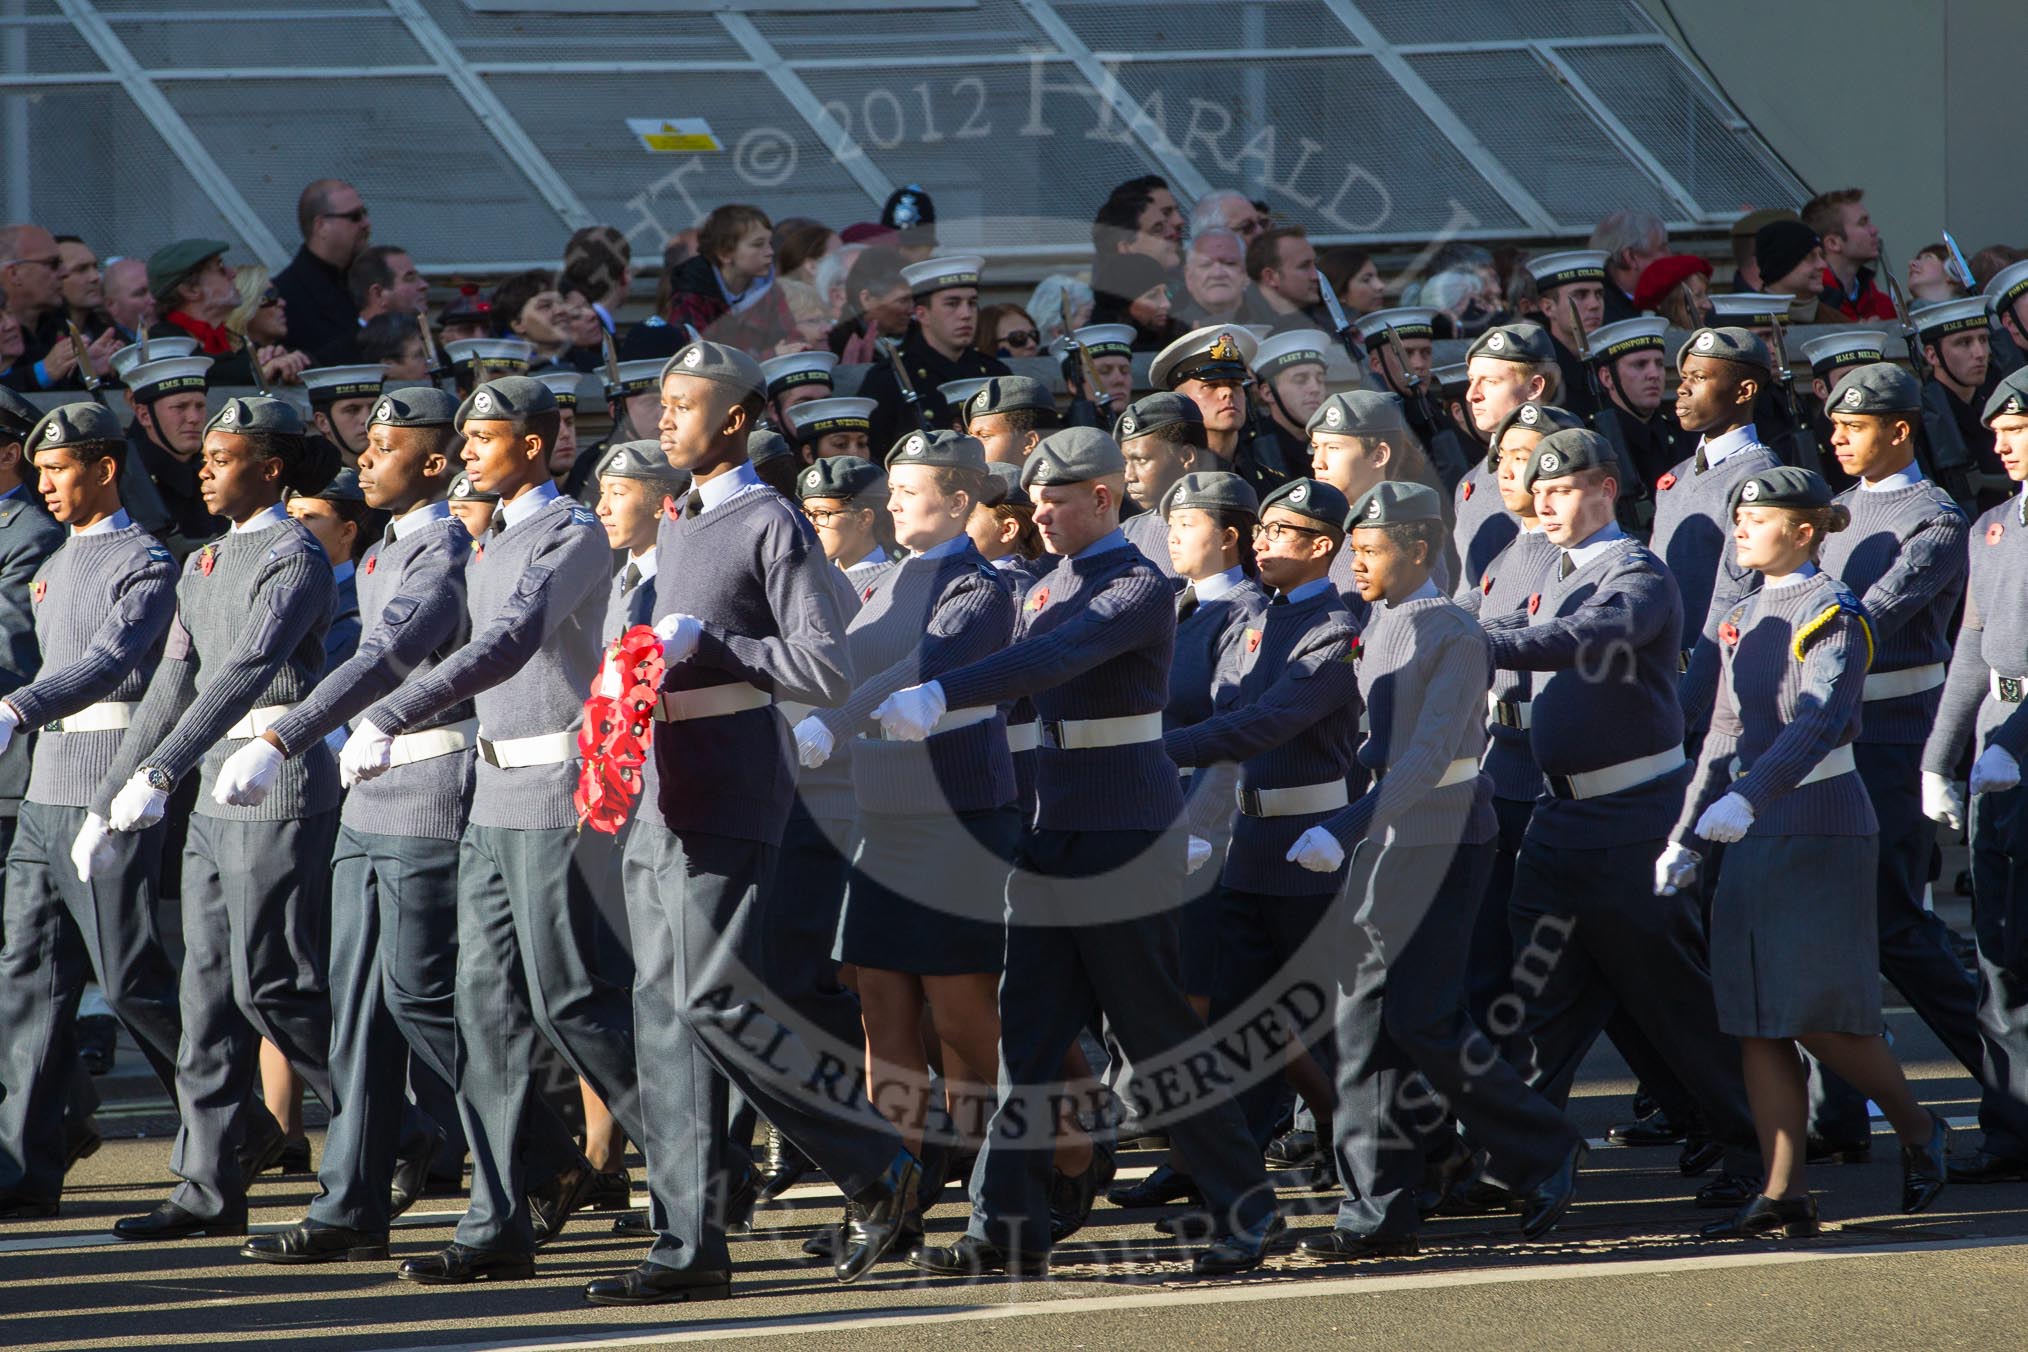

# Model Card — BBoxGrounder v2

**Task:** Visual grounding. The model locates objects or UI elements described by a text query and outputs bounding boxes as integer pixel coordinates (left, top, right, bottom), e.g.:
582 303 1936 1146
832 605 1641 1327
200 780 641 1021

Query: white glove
108 772 169 832
1653 841 1701 896
1694 790 1755 844
1970 745 2022 797
873 681 946 742
1286 825 1345 873
653 613 702 664
0 701 19 759
1186 835 1212 875
794 715 834 769
71 812 117 883
214 738 285 807
339 719 395 788
1922 770 1967 833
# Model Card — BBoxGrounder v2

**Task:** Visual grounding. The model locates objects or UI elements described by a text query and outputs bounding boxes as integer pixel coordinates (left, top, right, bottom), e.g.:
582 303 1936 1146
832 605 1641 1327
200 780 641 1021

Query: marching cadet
1454 323 1560 589
796 455 894 588
1356 307 1473 490
939 379 991 428
747 427 803 500
442 336 534 399
1165 476 1363 1153
1249 330 1332 475
878 426 1283 1278
0 403 179 1220
1513 251 1609 419
784 396 876 463
1660 465 1948 1238
1286 480 1583 1257
760 348 838 429
84 395 341 1241
0 393 63 867
1151 324 1284 497
1052 322 1136 424
346 376 635 1283
595 441 689 641
1659 326 1785 740
1913 295 2006 514
961 375 1063 468
1585 315 1688 502
1986 259 2028 379
121 352 221 559
857 255 1009 453
286 468 374 669
1801 330 1891 493
445 469 497 537
1306 389 1453 607
1923 367 2028 1183
1466 427 1761 1207
590 340 920 1305
965 462 1045 816
565 357 666 503
1116 391 1210 576
537 370 587 483
302 364 384 468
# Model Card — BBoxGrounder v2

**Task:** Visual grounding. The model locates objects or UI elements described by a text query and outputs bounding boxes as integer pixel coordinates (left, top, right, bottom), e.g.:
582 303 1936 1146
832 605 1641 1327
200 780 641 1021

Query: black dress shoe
802 1203 862 1259
836 1151 920 1283
756 1125 812 1202
584 1261 731 1306
1296 1228 1419 1261
236 1125 288 1182
1518 1141 1584 1240
1435 1176 1517 1215
1902 1111 1950 1214
1152 1209 1215 1239
1806 1133 1873 1165
1695 1172 1759 1209
1606 1108 1686 1148
1265 1128 1324 1169
276 1137 313 1176
1193 1213 1288 1276
1677 1136 1725 1178
241 1222 390 1264
1106 1164 1202 1210
63 1121 102 1173
611 1209 651 1236
581 1168 633 1212
389 1134 443 1221
911 1233 1047 1277
78 1013 119 1076
113 1200 246 1241
1417 1143 1476 1217
1048 1143 1113 1244
528 1161 594 1247
1947 1148 2028 1184
0 1195 59 1220
721 1163 759 1236
1698 1193 1818 1239
396 1242 535 1284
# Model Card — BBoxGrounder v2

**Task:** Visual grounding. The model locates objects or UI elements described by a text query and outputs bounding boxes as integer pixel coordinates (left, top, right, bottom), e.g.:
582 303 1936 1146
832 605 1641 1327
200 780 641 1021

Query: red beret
1633 254 1713 311
839 222 897 246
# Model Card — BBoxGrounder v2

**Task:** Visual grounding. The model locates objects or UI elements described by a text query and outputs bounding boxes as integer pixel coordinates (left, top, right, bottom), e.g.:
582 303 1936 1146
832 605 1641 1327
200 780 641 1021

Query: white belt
1992 671 2028 705
655 682 773 722
1548 746 1686 801
1237 779 1351 818
863 705 996 740
1006 720 1040 754
1864 663 1945 701
226 704 296 739
51 700 138 733
388 719 478 768
1486 691 1532 730
1434 757 1479 789
1731 742 1856 789
476 728 577 769
1039 711 1164 751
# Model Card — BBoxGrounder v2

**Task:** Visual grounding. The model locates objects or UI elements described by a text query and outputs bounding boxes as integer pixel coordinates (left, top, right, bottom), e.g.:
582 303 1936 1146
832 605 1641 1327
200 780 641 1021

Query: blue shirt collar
1282 575 1335 605
911 533 972 561
1385 577 1442 609
1071 527 1129 561
391 499 451 540
500 479 561 530
232 503 288 534
1698 424 1760 469
1193 565 1246 602
74 508 132 537
693 460 761 514
1563 520 1627 571
1860 461 1924 492
332 559 355 586
1765 560 1820 590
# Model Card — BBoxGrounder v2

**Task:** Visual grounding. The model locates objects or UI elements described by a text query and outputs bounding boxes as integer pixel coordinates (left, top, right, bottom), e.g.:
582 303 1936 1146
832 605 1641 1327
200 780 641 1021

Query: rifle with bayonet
1564 296 1643 528
1316 265 1364 370
599 328 633 439
417 301 453 393
65 321 111 409
876 336 935 435
1058 293 1115 426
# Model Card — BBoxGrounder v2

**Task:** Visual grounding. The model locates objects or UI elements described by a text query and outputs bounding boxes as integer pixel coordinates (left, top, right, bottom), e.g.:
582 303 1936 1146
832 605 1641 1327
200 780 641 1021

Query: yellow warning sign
627 118 721 153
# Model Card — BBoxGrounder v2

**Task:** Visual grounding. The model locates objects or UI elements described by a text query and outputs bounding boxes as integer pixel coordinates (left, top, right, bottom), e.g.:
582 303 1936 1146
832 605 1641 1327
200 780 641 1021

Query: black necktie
620 561 641 595
1693 446 1708 474
1176 583 1198 622
1558 553 1575 580
683 491 704 520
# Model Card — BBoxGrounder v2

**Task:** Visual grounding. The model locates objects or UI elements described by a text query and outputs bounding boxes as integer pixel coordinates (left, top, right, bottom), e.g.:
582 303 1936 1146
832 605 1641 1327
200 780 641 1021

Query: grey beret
1681 326 1773 372
26 401 126 451
980 460 1030 509
660 340 765 400
456 375 557 428
448 471 498 504
748 428 794 466
963 374 1056 423
370 386 459 429
299 467 365 504
1115 391 1204 441
1521 427 1619 490
599 439 691 493
1827 362 1922 416
1348 479 1445 527
1158 470 1258 520
1020 426 1127 488
885 427 987 474
0 387 41 439
1981 368 2028 426
1466 323 1556 366
796 454 886 502
1726 465 1834 517
1307 388 1407 439
206 395 303 439
1259 477 1351 531
1490 401 1586 451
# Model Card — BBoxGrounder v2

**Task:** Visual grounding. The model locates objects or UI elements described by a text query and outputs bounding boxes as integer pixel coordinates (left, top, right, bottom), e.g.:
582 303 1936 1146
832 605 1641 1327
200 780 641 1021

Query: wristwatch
140 766 175 793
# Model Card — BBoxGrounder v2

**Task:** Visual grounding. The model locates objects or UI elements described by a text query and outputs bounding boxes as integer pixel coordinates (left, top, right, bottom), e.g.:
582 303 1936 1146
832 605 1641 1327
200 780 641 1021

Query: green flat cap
1260 476 1351 531
1727 465 1834 516
661 340 764 400
797 455 886 501
146 238 230 301
1489 401 1587 471
1159 470 1258 519
1115 391 1204 441
1682 326 1772 371
885 427 987 473
748 428 794 466
1020 426 1126 488
963 375 1055 423
27 401 125 450
980 461 1029 509
1308 389 1407 438
449 471 498 503
1827 362 1922 415
599 439 690 493
456 375 557 428
1348 479 1445 527
301 467 365 504
1982 368 2028 426
1466 323 1555 366
206 395 303 438
371 386 459 428
1521 427 1618 490
0 387 43 440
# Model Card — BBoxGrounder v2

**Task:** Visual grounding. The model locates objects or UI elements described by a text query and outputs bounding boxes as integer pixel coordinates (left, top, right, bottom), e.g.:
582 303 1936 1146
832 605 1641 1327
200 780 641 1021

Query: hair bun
1826 504 1852 534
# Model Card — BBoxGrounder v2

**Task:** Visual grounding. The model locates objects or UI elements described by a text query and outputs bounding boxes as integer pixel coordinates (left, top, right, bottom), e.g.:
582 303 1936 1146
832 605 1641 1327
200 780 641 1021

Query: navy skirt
835 804 1018 975
1709 833 1882 1038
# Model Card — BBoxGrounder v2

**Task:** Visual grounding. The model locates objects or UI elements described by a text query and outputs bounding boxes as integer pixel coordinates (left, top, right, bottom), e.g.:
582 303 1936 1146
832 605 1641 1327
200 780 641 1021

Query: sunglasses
320 207 369 224
1000 329 1041 348
258 290 281 308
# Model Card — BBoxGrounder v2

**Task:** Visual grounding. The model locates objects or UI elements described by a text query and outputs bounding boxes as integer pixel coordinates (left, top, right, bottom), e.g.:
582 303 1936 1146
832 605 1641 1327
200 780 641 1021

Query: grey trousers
0 802 179 1203
168 811 340 1220
452 823 642 1253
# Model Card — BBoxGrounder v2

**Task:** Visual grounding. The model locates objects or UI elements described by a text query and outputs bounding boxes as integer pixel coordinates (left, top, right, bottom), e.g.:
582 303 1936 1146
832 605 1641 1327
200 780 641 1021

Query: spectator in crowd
1634 253 1714 331
489 269 575 372
358 312 430 382
0 222 117 390
1243 225 1324 330
827 246 909 363
880 183 939 261
552 276 609 371
1756 219 1842 322
663 202 796 356
1420 265 1497 339
436 285 492 345
1801 187 1896 321
273 177 372 352
1969 243 2028 290
225 266 311 386
780 277 830 349
1728 207 1797 293
977 303 1041 361
1319 246 1386 318
1188 189 1266 246
1092 252 1182 351
1092 175 1184 270
1591 210 1669 323
54 235 110 336
0 301 24 390
1907 245 1968 303
1176 229 1248 328
775 218 840 286
314 244 427 364
562 224 632 335
102 255 156 342
148 239 287 387
814 244 863 322
1027 274 1093 347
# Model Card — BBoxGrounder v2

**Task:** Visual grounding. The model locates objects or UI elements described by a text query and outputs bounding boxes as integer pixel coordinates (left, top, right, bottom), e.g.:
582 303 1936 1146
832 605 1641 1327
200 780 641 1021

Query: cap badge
1519 405 1538 426
1208 333 1241 363
1486 332 1506 353
905 434 926 456
219 402 240 428
1324 404 1344 428
1843 387 1863 407
803 469 821 488
682 347 704 369
1741 480 1761 502
1120 414 1137 436
1289 483 1309 504
1694 332 1715 353
473 390 495 415
1365 498 1381 519
41 420 60 444
2007 396 2025 416
374 398 393 422
1539 451 1561 473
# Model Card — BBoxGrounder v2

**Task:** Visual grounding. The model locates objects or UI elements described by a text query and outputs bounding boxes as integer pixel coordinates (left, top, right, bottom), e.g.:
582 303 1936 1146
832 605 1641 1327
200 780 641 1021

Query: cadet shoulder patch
146 546 172 564
1792 598 1874 671
568 504 598 526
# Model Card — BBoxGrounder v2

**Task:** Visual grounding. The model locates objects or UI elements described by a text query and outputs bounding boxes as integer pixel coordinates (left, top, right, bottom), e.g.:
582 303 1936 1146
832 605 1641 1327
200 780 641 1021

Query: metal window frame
716 11 896 208
1528 39 1711 223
